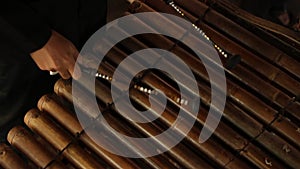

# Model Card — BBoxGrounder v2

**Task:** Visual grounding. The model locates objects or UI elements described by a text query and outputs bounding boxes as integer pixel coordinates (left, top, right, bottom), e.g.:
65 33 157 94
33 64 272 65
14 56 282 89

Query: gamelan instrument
1 0 299 168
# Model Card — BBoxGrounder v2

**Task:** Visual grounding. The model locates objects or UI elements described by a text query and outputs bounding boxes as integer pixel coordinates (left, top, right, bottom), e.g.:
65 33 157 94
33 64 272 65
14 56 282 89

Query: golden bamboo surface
1 0 299 169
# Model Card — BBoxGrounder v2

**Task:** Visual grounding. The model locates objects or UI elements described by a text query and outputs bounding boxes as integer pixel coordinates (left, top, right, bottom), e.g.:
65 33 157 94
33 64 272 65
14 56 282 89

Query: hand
293 23 300 31
277 12 290 26
30 30 81 79
292 18 300 31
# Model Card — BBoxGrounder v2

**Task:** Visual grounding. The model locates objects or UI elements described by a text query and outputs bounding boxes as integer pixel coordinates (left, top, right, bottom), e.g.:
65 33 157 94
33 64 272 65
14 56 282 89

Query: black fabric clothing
0 0 107 140
1 1 52 58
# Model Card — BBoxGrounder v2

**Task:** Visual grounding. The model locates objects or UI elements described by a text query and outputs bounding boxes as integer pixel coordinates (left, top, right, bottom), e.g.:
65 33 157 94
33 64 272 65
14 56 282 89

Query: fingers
293 24 300 31
72 64 82 80
66 44 81 79
31 30 82 80
52 64 81 80
59 54 80 80
55 58 75 79
72 46 80 60
59 70 71 79
68 50 81 80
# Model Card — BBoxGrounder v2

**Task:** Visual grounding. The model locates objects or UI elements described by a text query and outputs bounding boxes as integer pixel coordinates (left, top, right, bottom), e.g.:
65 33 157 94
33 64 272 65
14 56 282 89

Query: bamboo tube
92 35 204 108
104 24 223 97
133 74 296 169
0 143 29 169
270 115 300 149
229 66 288 106
206 9 281 60
136 71 297 168
92 88 215 168
144 0 241 70
75 13 273 156
255 131 300 169
54 78 110 118
141 71 277 125
24 110 72 151
140 68 300 155
95 114 186 169
75 17 298 168
7 126 66 169
49 1 298 169
57 63 254 168
201 23 297 93
200 4 300 79
127 1 241 70
101 110 213 169
217 0 300 44
239 143 289 169
141 1 300 105
38 94 83 135
101 20 273 140
197 23 300 119
138 1 298 119
164 1 295 113
286 102 300 123
152 0 299 123
117 10 282 127
128 88 252 168
54 79 73 103
53 80 183 169
195 10 300 97
24 109 105 169
38 94 144 169
1 1 299 169
223 101 264 138
210 0 300 57
127 2 296 147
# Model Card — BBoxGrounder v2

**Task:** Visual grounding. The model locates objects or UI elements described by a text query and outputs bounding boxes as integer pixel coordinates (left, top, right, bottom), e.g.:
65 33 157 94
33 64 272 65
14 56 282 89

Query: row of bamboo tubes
0 0 299 168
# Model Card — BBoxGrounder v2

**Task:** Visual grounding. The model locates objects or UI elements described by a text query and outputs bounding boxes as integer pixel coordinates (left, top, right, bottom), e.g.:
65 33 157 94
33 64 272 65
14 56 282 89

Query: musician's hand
30 30 81 79
278 12 290 26
292 22 300 31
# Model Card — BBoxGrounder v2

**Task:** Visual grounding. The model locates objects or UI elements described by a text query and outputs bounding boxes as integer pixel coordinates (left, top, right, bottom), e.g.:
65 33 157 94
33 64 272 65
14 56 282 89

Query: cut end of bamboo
7 126 25 145
24 109 41 127
54 79 67 96
37 95 51 112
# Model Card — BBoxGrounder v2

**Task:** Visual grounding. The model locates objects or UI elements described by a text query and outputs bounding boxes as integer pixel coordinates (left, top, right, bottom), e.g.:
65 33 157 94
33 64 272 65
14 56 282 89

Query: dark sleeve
0 1 51 55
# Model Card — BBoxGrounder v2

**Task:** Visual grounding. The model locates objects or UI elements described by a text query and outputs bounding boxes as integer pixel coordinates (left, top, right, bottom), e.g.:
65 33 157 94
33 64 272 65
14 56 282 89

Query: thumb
72 64 82 80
